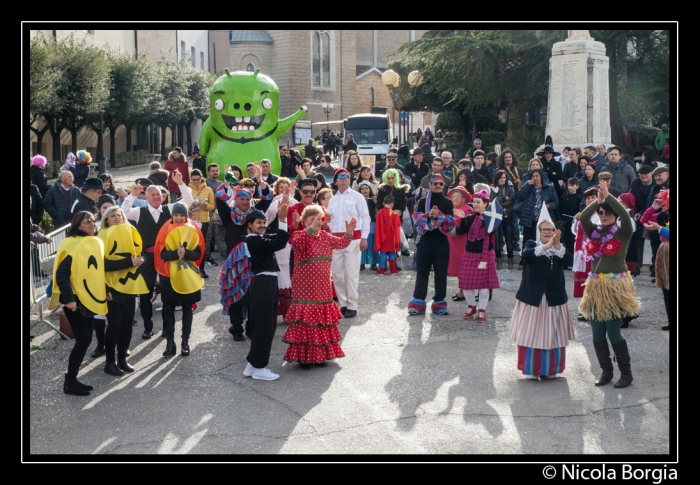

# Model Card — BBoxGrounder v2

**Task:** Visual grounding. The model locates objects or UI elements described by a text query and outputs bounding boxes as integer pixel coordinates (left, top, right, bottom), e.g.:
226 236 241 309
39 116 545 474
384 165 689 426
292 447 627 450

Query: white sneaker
524 374 539 380
252 367 279 381
243 362 254 377
542 374 558 379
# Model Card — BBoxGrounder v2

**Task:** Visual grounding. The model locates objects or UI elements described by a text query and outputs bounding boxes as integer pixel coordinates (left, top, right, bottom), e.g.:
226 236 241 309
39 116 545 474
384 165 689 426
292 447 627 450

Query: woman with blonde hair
265 177 293 316
282 205 357 369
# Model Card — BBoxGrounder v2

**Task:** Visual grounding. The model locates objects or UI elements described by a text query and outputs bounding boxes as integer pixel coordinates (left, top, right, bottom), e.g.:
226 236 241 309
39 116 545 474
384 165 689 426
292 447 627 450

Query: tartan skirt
458 250 500 290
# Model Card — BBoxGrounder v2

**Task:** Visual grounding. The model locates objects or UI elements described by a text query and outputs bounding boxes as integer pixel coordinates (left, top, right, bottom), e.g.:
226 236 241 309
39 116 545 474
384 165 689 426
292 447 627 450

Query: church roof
229 30 274 44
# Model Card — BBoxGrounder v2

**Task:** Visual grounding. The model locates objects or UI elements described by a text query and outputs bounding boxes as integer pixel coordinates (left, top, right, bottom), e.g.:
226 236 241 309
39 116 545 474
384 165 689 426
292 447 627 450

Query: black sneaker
513 243 521 252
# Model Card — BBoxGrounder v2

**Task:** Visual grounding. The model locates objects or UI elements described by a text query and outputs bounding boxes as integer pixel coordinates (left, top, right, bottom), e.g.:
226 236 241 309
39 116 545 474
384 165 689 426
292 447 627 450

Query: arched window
312 30 333 88
246 63 255 72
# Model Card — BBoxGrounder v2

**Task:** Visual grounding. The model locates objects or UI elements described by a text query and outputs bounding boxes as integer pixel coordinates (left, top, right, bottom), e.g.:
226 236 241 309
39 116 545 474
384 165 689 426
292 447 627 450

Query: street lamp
382 69 423 146
321 102 334 132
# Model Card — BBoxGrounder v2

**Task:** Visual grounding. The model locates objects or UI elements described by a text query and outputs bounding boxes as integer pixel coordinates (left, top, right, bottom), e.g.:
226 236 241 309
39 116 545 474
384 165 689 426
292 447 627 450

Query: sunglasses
597 210 614 216
336 174 350 179
432 182 445 187
301 189 316 195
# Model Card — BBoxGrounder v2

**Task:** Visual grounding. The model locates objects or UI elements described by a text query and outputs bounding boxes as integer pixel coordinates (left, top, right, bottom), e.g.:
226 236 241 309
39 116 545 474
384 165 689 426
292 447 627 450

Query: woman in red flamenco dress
282 205 357 370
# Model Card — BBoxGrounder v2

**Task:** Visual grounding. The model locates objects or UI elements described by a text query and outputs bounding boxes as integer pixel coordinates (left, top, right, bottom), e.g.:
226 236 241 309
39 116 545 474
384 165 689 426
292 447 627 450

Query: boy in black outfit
559 177 582 261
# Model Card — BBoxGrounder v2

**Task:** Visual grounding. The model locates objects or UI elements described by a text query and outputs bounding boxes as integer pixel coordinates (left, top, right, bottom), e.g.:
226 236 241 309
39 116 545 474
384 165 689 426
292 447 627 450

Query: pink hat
447 185 472 203
31 155 47 168
333 167 350 184
473 188 490 203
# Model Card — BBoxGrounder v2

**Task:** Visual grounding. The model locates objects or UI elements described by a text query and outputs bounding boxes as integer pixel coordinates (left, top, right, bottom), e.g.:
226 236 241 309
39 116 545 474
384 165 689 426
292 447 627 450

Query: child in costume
374 194 402 275
358 181 379 271
154 203 205 357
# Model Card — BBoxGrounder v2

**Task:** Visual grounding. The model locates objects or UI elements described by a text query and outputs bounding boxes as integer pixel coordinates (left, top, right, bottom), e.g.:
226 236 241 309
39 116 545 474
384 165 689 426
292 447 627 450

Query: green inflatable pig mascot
199 68 307 179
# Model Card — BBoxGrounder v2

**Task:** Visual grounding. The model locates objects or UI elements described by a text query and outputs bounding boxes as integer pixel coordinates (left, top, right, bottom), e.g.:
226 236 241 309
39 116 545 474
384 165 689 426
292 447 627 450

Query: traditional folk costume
242 211 291 379
455 191 500 322
360 191 380 269
579 194 641 388
571 215 596 298
265 194 293 317
155 203 205 357
374 206 402 275
509 239 575 377
282 228 353 365
216 179 273 340
446 186 473 278
408 175 456 315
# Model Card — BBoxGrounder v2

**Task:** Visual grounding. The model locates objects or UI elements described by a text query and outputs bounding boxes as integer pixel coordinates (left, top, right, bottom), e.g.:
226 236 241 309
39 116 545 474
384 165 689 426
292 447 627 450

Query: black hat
421 143 431 154
245 209 267 224
97 194 116 207
82 177 105 193
171 202 188 218
135 177 152 187
637 165 653 174
536 135 561 157
412 147 423 156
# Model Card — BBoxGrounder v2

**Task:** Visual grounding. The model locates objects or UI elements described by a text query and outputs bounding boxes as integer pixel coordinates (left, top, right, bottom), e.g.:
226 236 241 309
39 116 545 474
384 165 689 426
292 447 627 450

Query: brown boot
508 258 515 270
612 340 633 388
593 340 614 386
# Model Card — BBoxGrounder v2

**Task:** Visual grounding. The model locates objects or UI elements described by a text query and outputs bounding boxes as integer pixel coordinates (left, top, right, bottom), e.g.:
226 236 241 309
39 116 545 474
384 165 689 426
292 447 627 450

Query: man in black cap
71 177 104 219
241 203 290 380
404 147 429 189
119 169 193 339
629 164 654 276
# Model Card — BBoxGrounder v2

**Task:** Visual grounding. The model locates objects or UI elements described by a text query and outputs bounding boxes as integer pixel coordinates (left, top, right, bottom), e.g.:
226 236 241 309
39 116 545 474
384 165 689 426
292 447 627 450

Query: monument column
545 31 611 152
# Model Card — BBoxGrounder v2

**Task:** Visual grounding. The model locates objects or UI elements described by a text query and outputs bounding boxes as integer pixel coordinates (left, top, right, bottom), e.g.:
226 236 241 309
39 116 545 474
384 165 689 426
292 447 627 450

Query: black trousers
246 275 279 369
228 305 248 337
64 303 94 379
93 318 106 347
105 297 135 362
495 218 514 259
413 236 449 302
649 232 661 275
163 304 193 342
635 233 646 274
139 253 158 331
522 224 537 249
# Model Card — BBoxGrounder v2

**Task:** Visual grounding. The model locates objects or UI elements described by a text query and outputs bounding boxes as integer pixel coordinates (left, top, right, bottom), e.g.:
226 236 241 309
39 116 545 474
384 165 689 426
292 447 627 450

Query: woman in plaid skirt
453 189 500 322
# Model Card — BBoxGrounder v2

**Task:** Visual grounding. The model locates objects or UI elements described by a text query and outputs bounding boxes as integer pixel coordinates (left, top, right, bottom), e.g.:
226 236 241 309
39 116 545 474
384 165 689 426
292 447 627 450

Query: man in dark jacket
343 133 357 153
404 147 430 189
279 145 297 178
71 177 104 217
304 139 316 160
599 147 636 194
629 165 654 276
44 171 81 229
191 149 207 174
421 143 435 165
30 184 44 224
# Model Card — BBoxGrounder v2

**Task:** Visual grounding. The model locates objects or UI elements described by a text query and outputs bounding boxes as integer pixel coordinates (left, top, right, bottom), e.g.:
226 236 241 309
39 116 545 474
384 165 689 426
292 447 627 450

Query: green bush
627 125 661 151
44 160 63 179
435 111 463 132
518 125 546 164
39 209 53 233
114 150 150 167
478 132 506 153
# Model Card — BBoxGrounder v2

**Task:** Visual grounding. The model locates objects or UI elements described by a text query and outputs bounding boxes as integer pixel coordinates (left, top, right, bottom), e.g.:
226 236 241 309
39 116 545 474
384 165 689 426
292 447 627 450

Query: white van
343 114 393 177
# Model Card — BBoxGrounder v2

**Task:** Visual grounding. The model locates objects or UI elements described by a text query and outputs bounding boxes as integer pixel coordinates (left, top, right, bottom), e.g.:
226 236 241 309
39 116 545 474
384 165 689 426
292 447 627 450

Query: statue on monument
566 30 593 41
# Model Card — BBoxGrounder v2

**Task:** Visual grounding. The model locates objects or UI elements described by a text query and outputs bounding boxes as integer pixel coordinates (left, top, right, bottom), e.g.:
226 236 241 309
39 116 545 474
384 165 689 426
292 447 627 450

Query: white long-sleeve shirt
121 183 194 224
327 187 370 238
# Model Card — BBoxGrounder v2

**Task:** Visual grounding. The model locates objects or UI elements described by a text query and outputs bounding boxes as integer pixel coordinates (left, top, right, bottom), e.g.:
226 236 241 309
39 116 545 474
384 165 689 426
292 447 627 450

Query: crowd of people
29 130 671 394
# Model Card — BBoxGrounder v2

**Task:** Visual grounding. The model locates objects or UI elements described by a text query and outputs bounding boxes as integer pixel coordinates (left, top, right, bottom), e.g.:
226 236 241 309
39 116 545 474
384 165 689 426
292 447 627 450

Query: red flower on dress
585 240 601 255
602 238 622 256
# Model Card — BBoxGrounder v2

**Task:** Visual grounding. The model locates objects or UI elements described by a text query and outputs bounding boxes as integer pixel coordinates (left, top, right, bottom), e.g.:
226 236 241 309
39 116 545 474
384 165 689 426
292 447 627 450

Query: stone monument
545 30 611 152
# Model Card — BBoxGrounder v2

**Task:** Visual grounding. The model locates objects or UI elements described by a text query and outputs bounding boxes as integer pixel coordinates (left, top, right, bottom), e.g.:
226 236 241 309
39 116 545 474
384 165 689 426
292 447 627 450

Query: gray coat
600 159 636 194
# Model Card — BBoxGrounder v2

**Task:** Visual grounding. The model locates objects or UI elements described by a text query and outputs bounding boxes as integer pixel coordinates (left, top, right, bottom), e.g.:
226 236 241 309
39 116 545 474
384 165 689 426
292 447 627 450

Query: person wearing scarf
215 176 273 342
453 189 500 322
408 174 456 315
579 184 641 389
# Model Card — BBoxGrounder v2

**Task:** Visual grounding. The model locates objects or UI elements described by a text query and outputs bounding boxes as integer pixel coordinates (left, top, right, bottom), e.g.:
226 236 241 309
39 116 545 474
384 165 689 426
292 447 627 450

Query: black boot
181 340 190 356
76 378 93 391
612 340 633 388
63 374 90 396
593 340 614 386
163 339 177 358
104 361 125 376
117 358 135 373
91 344 105 358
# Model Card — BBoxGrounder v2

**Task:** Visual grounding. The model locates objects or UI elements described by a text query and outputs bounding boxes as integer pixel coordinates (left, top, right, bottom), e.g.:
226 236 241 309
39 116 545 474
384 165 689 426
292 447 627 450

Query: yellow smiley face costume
98 223 149 295
154 220 205 294
49 236 108 315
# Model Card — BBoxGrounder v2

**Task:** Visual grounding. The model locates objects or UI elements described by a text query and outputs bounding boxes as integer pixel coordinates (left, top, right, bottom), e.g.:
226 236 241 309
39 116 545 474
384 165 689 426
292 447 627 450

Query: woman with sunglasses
188 169 215 278
48 211 107 396
509 218 575 380
579 183 640 389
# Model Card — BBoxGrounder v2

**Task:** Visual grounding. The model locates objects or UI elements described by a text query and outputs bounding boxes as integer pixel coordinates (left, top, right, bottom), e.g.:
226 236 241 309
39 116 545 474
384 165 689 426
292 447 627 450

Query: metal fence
30 223 70 338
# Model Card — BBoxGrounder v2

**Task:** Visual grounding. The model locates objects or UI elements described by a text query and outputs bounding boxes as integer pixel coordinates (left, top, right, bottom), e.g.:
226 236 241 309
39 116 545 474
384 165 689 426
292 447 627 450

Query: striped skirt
509 294 575 349
517 346 566 376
